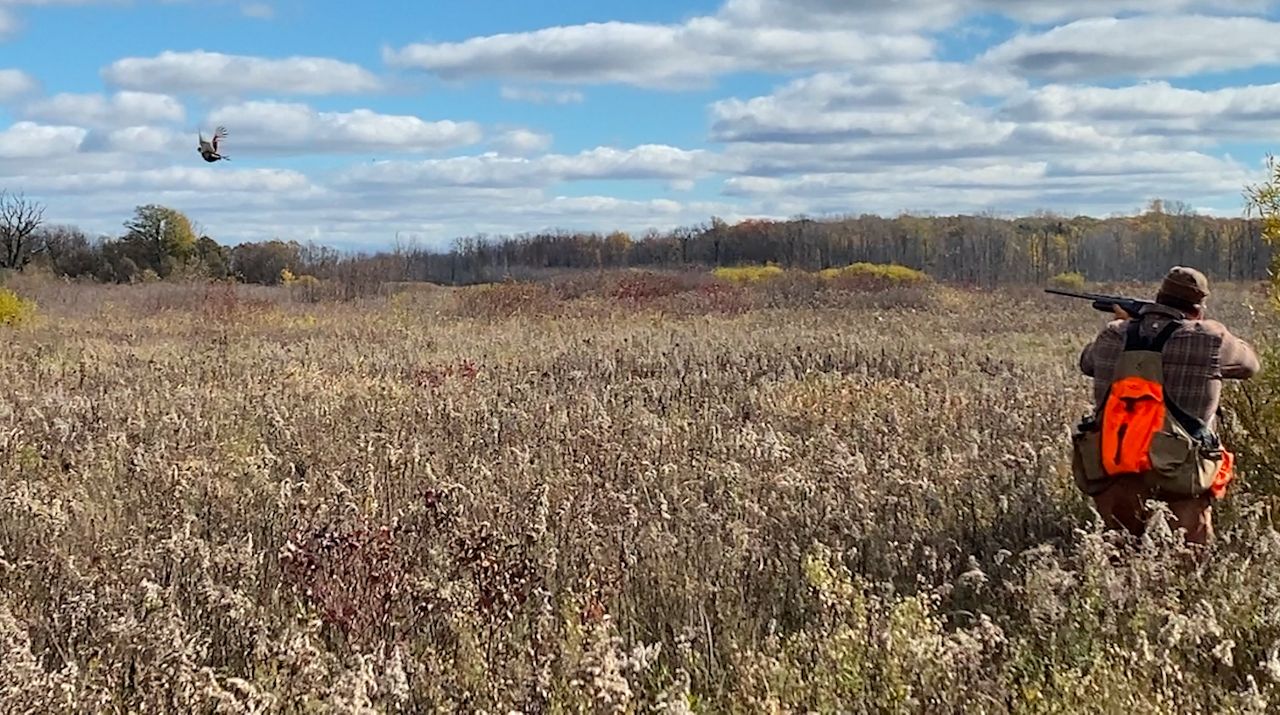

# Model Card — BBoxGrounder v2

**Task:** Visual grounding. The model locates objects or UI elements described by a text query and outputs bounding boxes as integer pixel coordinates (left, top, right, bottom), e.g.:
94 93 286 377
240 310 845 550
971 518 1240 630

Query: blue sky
2 0 1280 250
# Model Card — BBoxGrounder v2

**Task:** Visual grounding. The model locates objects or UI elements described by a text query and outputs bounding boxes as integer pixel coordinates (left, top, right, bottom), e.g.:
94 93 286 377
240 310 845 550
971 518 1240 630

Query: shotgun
1044 288 1152 317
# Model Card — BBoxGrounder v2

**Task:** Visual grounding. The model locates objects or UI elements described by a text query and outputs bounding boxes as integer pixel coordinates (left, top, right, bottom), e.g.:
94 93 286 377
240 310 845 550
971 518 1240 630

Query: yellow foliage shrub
1048 272 1087 290
0 287 36 327
818 262 928 285
712 263 786 283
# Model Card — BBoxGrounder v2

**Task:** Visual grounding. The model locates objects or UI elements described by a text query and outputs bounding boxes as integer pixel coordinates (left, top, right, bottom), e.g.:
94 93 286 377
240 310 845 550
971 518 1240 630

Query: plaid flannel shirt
1079 303 1260 428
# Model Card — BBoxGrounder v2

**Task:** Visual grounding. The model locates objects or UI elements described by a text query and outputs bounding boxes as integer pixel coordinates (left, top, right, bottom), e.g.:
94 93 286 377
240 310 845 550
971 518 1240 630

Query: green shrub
0 287 35 327
1223 340 1280 496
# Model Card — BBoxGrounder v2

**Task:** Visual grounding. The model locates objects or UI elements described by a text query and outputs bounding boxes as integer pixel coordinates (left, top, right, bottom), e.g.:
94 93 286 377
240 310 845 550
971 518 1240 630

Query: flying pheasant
197 126 229 162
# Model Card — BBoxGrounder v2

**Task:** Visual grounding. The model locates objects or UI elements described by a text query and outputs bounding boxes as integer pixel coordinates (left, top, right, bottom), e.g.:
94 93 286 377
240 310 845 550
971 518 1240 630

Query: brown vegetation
2 274 1279 712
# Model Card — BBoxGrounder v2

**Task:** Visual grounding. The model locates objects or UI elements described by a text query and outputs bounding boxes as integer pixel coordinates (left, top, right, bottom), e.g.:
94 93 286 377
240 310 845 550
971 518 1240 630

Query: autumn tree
231 240 302 284
122 204 197 278
1245 154 1280 303
38 224 99 278
195 235 232 278
0 190 47 270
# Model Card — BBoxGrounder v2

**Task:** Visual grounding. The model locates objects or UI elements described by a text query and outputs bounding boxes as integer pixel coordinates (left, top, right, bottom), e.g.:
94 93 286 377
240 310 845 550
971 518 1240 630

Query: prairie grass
1 276 1279 713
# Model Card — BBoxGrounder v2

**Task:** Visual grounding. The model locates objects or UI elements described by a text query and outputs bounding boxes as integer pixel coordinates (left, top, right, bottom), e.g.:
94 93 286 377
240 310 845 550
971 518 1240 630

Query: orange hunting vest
1077 318 1234 499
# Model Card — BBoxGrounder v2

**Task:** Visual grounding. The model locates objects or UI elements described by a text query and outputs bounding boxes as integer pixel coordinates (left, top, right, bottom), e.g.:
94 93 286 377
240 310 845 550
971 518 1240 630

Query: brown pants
1091 474 1213 545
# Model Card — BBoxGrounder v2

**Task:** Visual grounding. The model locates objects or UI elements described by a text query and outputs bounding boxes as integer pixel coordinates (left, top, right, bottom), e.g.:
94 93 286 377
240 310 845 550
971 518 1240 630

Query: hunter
1074 266 1260 544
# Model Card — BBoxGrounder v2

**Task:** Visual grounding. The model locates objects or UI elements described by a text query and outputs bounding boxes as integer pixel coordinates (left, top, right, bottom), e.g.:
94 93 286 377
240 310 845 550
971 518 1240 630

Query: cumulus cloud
384 18 931 88
103 50 383 96
0 69 37 100
203 101 483 154
338 144 717 188
982 15 1280 80
24 91 185 128
491 128 553 155
701 47 1258 219
710 62 1024 144
77 125 189 155
0 121 85 159
10 165 311 194
719 0 963 31
980 0 1273 23
36 180 748 250
720 148 1253 217
6 0 1280 247
1003 81 1280 139
720 0 1274 30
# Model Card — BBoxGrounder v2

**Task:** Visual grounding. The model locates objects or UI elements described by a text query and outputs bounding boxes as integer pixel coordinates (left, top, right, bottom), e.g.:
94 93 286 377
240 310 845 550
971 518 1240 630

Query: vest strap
1122 317 1182 352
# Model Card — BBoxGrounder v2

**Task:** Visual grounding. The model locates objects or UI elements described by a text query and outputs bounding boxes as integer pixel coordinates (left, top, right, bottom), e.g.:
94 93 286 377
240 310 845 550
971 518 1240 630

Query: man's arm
1220 329 1261 380
1079 340 1097 377
1080 318 1126 377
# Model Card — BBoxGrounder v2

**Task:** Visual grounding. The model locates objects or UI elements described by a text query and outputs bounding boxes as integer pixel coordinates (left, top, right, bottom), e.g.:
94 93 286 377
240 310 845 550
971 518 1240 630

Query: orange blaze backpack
1071 318 1233 499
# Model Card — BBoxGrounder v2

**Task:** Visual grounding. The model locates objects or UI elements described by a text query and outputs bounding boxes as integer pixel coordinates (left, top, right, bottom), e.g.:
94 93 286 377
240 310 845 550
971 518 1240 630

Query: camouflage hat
1158 266 1210 307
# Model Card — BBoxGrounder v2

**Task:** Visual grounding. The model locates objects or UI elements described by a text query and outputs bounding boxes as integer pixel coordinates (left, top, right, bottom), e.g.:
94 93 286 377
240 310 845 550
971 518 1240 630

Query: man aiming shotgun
1051 267 1261 544
1044 288 1153 321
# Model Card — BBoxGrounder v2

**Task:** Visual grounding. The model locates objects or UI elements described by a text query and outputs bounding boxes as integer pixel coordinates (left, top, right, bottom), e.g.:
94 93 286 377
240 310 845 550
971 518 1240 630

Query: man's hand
1112 304 1132 320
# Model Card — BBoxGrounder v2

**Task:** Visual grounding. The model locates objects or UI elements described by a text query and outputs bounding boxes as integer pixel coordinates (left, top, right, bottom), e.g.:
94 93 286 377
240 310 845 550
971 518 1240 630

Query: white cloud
499 86 584 105
27 179 747 250
710 62 1024 145
720 0 1275 31
203 101 483 154
384 17 931 88
719 149 1254 217
719 0 962 32
6 0 1280 248
0 121 85 159
0 69 36 100
24 91 185 128
241 2 273 19
80 125 188 155
491 128 553 155
0 9 17 40
1003 81 1280 139
981 0 1273 23
982 15 1280 80
338 144 717 188
9 165 311 194
103 50 382 96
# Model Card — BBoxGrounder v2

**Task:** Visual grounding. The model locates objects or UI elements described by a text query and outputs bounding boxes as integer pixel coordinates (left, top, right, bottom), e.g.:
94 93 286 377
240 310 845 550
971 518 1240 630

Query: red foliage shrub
409 359 481 389
450 280 561 319
279 519 406 645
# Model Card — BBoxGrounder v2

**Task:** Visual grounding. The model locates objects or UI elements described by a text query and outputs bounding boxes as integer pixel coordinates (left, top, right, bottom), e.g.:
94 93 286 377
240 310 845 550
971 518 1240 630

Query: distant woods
3 193 1272 290
434 203 1271 287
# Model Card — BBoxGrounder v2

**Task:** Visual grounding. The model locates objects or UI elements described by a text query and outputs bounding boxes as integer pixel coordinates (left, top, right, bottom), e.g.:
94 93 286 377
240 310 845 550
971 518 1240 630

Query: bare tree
0 190 47 270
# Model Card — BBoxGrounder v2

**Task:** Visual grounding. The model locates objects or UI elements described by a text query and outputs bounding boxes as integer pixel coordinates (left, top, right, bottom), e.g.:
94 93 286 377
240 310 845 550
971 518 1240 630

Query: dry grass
2 275 1279 713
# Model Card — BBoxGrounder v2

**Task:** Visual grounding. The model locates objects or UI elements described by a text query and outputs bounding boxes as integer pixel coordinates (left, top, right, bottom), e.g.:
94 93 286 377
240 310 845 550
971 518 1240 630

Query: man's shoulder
1175 318 1233 338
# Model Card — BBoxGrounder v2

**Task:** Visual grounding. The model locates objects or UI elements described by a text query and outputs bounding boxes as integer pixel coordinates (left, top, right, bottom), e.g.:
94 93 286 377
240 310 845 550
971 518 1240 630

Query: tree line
1 192 1271 290
432 201 1270 287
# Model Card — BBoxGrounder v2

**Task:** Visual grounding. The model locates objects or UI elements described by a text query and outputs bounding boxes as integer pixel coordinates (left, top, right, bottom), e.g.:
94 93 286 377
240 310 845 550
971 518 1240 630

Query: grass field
3 272 1280 713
